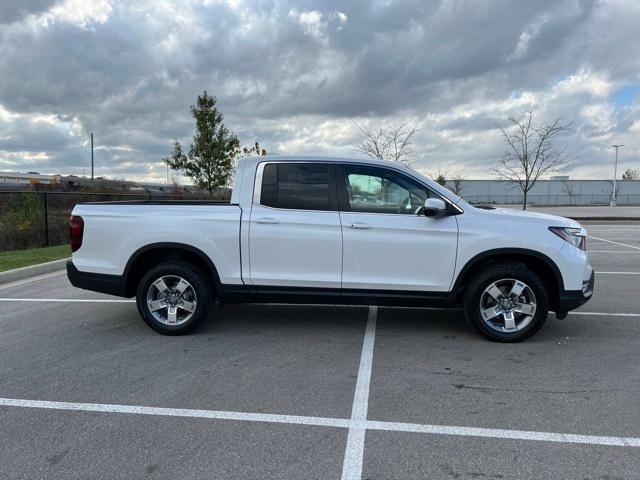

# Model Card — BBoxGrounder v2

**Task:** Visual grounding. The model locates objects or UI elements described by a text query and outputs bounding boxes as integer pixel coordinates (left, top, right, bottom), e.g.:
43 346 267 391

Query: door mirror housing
422 198 447 217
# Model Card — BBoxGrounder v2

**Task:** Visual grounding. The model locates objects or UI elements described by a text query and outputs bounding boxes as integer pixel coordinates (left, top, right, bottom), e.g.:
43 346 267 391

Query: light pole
90 132 94 185
609 144 625 207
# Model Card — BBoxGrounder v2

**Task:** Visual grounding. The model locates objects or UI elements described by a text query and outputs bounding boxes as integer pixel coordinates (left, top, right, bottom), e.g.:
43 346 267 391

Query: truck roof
237 154 424 177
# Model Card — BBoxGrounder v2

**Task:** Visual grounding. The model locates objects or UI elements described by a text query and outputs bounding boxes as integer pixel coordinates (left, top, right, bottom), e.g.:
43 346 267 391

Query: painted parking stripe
588 250 640 253
1 299 639 318
0 397 348 428
597 271 640 275
588 236 640 251
1 397 639 448
365 421 640 447
341 306 377 480
0 298 135 303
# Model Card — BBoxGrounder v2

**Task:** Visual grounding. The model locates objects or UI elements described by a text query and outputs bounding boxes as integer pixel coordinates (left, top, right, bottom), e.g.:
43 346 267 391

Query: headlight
549 226 586 251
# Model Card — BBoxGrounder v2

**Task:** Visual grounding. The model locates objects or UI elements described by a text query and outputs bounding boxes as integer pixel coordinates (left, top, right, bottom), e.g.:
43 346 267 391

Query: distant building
444 179 640 205
0 172 61 186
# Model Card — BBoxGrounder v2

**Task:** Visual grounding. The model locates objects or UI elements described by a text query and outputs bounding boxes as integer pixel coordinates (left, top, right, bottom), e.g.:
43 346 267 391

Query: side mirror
422 198 447 217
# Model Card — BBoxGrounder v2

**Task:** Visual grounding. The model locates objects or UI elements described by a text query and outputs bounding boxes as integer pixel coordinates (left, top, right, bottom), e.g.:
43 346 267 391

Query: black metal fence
0 191 230 251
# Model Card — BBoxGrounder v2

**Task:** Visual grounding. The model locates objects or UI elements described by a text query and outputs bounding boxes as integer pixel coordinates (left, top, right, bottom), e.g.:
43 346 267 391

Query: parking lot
1 223 639 479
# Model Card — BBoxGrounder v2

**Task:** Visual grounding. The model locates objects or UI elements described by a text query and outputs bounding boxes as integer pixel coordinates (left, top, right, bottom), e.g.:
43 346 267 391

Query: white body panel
71 204 243 284
340 212 458 291
72 155 591 296
248 204 342 287
453 207 585 291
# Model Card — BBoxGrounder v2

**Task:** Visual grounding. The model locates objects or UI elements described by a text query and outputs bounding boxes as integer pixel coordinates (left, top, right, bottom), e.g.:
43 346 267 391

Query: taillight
70 216 84 252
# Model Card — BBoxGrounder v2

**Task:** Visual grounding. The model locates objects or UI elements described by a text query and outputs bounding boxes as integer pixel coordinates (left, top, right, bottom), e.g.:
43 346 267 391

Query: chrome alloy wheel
146 275 197 326
479 278 537 333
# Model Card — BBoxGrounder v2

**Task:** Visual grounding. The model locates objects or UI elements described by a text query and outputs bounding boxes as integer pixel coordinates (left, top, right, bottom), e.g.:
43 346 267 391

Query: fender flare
451 248 565 294
123 242 223 292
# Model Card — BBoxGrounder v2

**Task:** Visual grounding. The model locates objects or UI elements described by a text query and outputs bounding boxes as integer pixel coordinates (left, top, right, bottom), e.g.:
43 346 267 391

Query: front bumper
556 269 594 318
67 260 129 297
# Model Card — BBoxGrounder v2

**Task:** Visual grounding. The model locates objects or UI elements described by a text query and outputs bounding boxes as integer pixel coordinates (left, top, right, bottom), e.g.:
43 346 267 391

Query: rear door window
260 163 333 211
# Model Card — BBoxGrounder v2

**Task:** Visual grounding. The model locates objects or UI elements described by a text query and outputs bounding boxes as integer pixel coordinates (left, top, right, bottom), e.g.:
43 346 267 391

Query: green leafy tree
163 138 186 177
166 91 240 194
432 171 447 187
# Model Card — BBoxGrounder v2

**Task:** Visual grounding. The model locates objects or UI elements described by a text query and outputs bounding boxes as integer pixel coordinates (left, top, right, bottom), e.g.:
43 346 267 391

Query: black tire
136 261 212 335
463 262 549 342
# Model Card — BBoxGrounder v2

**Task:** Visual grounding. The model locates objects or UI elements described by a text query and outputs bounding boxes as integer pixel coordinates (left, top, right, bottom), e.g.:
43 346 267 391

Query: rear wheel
463 262 549 342
136 261 211 335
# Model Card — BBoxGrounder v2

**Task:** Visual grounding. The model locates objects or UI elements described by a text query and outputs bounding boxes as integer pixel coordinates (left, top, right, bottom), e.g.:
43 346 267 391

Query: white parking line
0 397 348 428
588 238 640 241
365 421 640 447
0 298 134 303
589 236 640 251
571 312 640 317
1 397 639 449
588 250 640 253
597 272 640 275
341 306 377 480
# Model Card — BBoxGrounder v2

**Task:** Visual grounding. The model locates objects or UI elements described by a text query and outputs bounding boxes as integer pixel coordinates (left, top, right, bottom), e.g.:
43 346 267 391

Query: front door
337 164 459 292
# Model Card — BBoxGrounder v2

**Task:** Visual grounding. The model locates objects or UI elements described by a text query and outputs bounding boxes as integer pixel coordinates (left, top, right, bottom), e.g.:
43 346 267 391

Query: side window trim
335 163 446 214
253 161 339 212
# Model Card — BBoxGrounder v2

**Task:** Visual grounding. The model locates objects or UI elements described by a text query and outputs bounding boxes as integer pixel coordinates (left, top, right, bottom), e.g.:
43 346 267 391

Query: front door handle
254 217 280 225
347 222 372 230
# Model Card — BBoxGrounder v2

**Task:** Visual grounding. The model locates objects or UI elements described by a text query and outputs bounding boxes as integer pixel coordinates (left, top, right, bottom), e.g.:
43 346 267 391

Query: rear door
337 164 459 292
248 161 342 289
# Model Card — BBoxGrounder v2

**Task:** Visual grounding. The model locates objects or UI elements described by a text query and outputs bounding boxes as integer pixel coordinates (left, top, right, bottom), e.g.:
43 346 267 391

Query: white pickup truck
67 155 594 341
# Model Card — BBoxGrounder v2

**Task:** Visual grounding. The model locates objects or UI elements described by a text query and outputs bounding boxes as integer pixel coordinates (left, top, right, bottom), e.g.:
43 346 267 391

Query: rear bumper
557 269 594 317
67 260 129 297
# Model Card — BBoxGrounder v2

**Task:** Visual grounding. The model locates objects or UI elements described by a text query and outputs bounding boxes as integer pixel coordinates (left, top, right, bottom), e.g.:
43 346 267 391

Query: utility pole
610 144 625 207
91 132 94 185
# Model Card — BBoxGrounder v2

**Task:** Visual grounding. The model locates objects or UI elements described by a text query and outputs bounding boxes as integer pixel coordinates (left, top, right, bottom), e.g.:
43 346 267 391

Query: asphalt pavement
0 223 639 479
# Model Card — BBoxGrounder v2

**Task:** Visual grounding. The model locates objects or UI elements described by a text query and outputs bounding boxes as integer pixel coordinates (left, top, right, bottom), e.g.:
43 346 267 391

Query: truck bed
71 202 242 283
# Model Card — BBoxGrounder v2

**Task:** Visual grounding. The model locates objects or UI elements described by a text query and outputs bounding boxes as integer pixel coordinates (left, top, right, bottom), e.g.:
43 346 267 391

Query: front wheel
463 263 549 342
136 261 211 335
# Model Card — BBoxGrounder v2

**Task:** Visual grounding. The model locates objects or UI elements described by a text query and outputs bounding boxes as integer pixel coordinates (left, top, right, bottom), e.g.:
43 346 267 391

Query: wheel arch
123 242 222 297
452 248 564 312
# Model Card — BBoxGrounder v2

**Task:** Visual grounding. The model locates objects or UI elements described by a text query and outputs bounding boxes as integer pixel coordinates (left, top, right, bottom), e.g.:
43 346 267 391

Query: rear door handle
347 222 372 230
254 217 280 225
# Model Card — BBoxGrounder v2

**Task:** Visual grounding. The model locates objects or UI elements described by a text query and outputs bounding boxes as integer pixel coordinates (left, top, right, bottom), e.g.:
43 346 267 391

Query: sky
0 0 638 182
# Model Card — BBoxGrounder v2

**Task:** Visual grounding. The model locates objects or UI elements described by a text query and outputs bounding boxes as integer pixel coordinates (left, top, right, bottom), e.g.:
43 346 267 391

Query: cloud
0 0 638 182
0 0 60 24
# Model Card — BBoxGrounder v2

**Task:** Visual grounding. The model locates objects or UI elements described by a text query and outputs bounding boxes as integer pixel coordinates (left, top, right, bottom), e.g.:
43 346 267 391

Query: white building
0 172 61 186
444 179 640 205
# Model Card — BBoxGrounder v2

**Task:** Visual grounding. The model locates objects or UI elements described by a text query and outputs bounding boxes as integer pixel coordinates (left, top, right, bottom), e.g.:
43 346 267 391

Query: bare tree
561 180 577 206
451 174 465 196
492 110 571 210
355 121 419 166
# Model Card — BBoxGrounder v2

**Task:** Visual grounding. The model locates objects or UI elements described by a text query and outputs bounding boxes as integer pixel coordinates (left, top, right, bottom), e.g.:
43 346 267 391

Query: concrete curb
568 217 640 221
0 258 69 286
